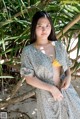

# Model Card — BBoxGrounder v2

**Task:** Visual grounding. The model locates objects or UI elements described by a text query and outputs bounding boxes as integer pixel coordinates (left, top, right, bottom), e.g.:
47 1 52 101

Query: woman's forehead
37 17 50 24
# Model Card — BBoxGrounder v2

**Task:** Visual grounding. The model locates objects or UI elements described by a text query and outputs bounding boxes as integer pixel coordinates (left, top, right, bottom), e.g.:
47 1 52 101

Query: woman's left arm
61 68 71 90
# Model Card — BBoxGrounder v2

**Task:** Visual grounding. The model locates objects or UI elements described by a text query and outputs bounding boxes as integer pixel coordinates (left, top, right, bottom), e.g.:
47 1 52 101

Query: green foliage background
0 0 80 80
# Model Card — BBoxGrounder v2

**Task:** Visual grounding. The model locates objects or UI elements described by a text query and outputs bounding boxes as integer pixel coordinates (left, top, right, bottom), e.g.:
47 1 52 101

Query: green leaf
0 76 14 78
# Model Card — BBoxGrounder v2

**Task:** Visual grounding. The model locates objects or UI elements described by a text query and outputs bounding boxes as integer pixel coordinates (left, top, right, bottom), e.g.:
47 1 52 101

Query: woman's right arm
25 75 53 91
25 76 63 101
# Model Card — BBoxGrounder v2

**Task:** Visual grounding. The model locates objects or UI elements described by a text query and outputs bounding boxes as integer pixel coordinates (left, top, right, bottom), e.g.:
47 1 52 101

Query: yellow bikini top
52 59 61 67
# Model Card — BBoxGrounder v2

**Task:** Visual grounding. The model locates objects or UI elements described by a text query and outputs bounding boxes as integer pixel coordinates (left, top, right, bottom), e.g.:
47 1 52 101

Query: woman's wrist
49 85 56 92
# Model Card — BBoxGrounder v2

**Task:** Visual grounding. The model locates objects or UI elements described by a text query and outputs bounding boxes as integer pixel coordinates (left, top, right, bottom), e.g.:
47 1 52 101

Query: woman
20 11 80 119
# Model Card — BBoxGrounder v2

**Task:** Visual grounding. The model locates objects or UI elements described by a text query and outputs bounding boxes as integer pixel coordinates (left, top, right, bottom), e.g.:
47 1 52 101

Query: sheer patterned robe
20 41 80 119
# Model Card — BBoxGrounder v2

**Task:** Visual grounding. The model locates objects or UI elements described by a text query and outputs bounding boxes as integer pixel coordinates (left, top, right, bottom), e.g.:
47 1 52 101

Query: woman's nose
42 26 46 31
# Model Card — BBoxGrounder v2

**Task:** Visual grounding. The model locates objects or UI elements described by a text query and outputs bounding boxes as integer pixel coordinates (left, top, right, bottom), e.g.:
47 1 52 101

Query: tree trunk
56 14 80 39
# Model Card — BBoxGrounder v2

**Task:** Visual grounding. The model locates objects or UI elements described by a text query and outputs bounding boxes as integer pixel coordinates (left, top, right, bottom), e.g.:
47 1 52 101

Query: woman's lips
41 33 47 35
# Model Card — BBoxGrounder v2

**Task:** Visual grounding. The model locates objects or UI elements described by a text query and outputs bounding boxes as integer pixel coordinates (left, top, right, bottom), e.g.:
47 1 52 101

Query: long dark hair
30 11 57 44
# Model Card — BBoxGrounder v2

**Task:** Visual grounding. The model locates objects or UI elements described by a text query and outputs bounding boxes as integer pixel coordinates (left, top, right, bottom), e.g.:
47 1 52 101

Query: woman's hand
50 86 63 101
61 76 71 90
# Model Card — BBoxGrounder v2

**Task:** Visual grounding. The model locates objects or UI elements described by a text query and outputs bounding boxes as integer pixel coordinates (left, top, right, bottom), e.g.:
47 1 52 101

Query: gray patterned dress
20 41 80 119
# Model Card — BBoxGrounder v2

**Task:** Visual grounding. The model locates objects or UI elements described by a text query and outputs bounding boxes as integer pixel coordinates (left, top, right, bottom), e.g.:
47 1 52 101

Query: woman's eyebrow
37 23 50 25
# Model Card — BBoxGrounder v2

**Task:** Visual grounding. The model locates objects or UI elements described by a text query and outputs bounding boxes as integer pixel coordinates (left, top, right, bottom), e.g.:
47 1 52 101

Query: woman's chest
35 43 56 63
30 49 52 70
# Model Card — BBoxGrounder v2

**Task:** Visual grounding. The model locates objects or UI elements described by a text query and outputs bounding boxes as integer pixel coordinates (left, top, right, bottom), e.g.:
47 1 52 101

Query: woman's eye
46 25 50 27
37 25 41 27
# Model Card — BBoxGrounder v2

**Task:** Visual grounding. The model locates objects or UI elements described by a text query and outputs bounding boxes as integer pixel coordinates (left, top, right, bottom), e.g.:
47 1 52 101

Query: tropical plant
0 0 80 110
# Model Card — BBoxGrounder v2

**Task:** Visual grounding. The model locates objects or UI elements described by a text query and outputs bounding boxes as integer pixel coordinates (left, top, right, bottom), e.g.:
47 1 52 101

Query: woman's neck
35 39 50 46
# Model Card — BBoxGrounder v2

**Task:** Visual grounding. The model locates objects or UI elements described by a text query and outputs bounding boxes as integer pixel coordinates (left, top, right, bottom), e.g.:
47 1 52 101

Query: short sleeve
61 42 72 68
65 49 72 67
20 48 34 77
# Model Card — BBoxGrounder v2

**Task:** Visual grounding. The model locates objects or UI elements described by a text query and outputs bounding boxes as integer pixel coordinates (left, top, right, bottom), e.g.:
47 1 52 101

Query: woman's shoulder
55 40 65 49
22 44 33 54
51 40 64 47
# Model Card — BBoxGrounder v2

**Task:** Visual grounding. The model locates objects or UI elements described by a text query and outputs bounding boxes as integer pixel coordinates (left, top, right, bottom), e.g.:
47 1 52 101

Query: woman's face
35 17 51 40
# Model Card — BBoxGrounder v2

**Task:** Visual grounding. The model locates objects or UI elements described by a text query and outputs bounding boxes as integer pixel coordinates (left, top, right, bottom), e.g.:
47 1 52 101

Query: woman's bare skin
35 42 62 88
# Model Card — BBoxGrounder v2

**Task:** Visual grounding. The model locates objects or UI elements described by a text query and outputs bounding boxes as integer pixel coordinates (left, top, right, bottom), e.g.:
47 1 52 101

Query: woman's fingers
61 80 68 89
61 81 69 90
52 93 63 101
50 86 63 101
